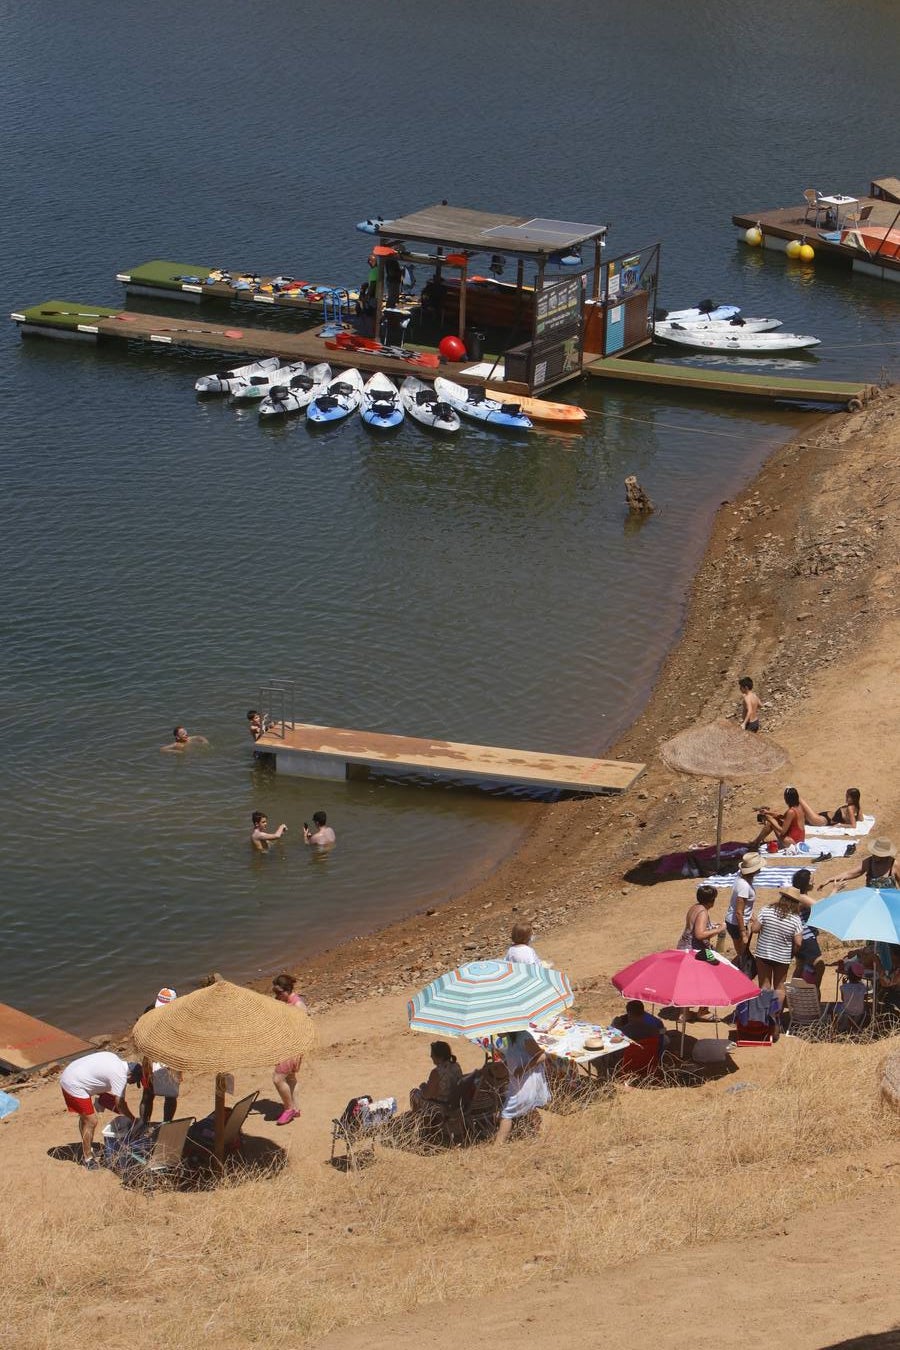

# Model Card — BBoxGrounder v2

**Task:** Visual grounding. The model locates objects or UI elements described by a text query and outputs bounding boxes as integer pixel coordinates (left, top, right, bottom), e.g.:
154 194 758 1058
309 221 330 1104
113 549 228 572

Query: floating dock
10 300 526 394
116 259 361 311
584 355 873 410
255 721 644 794
0 1001 92 1072
732 177 900 283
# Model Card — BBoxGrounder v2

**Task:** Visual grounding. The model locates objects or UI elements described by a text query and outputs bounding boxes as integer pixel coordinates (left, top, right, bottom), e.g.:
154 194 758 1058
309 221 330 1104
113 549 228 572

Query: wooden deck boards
11 301 529 394
732 196 900 280
584 355 872 407
256 722 644 794
0 1001 92 1072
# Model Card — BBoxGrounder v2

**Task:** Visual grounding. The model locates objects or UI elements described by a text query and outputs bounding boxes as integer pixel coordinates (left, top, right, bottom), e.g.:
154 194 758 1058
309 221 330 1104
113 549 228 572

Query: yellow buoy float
785 239 803 259
744 225 763 246
800 242 815 261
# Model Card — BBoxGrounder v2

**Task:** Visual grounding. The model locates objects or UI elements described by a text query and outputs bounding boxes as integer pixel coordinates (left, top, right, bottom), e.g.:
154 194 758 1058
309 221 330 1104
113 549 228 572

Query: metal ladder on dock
259 678 296 738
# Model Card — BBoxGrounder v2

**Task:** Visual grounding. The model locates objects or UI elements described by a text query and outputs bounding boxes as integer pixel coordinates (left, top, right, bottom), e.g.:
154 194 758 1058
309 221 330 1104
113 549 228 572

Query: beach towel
765 840 856 859
806 814 875 839
706 865 817 889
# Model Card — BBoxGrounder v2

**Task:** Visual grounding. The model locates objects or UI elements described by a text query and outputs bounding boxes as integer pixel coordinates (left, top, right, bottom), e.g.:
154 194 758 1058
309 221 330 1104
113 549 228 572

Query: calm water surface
1 0 898 1033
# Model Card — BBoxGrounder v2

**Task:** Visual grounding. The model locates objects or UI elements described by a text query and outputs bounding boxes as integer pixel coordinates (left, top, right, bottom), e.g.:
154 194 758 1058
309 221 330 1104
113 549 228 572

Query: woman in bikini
796 787 862 829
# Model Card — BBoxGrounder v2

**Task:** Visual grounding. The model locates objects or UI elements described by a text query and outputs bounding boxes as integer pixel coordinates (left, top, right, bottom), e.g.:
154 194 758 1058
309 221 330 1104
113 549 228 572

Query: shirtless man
739 677 761 732
251 811 287 852
160 726 210 753
303 811 335 848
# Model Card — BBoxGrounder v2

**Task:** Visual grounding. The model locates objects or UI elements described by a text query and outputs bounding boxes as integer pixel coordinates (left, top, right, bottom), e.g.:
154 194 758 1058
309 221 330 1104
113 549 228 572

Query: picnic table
528 1017 633 1077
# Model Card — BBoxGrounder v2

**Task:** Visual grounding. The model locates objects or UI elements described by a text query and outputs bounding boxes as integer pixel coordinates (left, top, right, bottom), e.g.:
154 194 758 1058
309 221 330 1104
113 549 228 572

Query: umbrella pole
715 780 726 870
214 1073 227 1164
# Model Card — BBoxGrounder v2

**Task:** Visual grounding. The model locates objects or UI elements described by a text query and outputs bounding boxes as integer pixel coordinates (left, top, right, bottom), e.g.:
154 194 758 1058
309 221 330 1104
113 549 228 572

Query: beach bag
736 948 758 980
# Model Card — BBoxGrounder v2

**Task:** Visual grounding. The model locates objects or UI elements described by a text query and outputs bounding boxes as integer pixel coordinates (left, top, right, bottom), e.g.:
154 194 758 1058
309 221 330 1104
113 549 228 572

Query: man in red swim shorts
59 1050 134 1169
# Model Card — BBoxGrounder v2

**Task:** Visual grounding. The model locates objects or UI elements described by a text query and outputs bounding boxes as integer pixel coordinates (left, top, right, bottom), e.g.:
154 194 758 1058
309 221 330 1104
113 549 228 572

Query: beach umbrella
660 718 790 867
133 979 315 1162
808 887 900 1011
612 948 760 1054
407 959 573 1039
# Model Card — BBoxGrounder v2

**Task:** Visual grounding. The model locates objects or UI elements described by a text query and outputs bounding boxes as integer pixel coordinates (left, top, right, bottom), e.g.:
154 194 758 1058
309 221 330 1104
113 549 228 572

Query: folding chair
118 1116 196 1189
460 1059 508 1141
734 990 781 1046
784 982 827 1037
330 1095 397 1169
803 188 825 225
187 1090 259 1164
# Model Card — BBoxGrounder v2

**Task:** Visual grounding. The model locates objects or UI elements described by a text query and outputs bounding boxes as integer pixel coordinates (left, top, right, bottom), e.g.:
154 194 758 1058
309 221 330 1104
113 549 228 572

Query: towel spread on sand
707 865 817 889
766 840 857 859
806 814 875 839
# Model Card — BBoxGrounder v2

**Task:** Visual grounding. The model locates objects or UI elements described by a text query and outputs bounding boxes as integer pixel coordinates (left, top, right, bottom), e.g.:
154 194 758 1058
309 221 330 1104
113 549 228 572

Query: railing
258 679 296 738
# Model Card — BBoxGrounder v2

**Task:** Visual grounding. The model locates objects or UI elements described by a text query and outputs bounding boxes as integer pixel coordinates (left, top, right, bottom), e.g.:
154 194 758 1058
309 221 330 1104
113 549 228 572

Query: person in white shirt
724 851 762 964
59 1051 134 1169
505 921 540 965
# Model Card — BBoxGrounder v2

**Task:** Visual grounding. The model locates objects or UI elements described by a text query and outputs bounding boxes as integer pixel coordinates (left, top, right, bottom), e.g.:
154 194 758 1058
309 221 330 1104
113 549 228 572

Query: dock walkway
0 1001 92 1072
732 186 900 284
255 721 645 794
115 258 364 313
11 300 524 393
584 355 872 409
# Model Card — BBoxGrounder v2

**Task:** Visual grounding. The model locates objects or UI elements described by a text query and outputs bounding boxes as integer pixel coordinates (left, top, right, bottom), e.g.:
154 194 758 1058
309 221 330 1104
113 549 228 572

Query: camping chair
460 1059 508 1141
187 1090 259 1165
734 989 781 1046
803 189 825 225
330 1095 397 1169
613 1035 664 1082
784 982 828 1037
118 1116 196 1190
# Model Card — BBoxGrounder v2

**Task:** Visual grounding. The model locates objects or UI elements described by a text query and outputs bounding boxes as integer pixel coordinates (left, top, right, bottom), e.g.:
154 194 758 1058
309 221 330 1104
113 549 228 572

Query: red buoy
439 335 466 361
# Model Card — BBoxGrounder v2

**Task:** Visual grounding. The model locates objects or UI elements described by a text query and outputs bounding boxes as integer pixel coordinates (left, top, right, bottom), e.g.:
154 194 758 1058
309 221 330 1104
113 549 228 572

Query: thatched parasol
660 719 790 866
133 979 314 1161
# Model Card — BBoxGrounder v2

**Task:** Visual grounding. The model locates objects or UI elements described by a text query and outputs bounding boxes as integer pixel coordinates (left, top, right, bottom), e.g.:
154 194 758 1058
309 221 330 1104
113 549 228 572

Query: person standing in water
160 725 209 753
251 811 288 852
303 812 335 847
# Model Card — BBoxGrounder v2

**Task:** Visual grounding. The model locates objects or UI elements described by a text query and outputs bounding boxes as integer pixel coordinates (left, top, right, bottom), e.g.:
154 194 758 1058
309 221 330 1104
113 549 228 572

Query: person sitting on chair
409 1041 462 1116
611 999 666 1044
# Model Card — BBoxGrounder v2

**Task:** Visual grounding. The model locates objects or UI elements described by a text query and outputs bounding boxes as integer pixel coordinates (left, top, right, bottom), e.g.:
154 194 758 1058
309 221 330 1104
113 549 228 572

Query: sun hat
155 988 177 1007
868 838 896 858
776 885 805 904
739 851 763 875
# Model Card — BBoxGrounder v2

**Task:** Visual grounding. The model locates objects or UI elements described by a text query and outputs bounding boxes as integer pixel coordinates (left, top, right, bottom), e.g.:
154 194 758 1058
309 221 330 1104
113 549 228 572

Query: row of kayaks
653 303 820 353
195 357 567 431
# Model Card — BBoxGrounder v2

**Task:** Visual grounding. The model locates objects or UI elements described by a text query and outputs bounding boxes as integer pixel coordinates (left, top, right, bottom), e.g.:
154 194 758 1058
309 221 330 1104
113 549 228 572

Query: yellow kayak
486 390 586 424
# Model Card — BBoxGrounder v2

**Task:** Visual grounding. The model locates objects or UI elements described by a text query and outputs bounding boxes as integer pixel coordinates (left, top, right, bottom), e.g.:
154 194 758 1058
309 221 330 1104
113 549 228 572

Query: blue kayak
433 378 533 430
360 373 404 429
307 368 364 424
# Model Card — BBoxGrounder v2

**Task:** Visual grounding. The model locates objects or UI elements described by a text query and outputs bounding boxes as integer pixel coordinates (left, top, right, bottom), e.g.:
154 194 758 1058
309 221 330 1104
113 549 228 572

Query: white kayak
361 373 404 429
656 316 781 338
232 361 308 402
307 368 364 424
259 363 331 418
195 356 281 395
660 326 820 354
659 303 740 323
433 378 533 429
356 216 394 234
400 376 461 434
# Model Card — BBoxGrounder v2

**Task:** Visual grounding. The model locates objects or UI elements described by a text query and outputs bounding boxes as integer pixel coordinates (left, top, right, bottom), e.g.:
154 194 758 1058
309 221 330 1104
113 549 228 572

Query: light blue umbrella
407 959 573 1038
811 887 900 944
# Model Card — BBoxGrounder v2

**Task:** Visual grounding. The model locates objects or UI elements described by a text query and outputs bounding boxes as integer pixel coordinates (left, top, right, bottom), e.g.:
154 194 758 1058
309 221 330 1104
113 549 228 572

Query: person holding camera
303 811 335 848
251 811 288 852
750 786 806 850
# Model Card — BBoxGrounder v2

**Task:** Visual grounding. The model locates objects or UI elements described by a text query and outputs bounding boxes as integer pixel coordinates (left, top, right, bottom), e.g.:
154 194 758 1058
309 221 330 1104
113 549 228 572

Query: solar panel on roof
482 217 606 246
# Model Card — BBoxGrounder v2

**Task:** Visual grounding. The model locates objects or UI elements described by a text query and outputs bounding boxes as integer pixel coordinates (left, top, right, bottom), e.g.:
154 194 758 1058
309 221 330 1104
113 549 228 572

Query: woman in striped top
750 885 804 1005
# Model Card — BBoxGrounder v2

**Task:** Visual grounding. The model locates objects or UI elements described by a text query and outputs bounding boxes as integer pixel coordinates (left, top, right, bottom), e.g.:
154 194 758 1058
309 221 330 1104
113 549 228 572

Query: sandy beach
3 385 900 1349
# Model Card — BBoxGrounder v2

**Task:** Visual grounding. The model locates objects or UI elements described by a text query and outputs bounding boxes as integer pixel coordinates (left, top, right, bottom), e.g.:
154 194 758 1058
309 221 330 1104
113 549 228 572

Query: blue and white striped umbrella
407 959 574 1038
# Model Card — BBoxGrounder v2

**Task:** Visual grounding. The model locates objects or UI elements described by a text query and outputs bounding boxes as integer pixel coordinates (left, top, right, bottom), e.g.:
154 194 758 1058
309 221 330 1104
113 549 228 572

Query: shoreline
254 386 893 1012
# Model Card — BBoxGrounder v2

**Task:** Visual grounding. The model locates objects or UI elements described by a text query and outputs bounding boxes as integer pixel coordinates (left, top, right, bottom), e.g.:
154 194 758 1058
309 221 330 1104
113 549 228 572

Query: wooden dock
10 300 527 394
0 1001 92 1072
115 258 363 312
255 721 644 794
732 181 900 284
584 354 873 410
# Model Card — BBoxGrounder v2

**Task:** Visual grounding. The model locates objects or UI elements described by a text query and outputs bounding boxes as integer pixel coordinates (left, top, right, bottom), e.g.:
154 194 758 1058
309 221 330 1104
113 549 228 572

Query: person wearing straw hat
818 837 898 893
749 885 804 1006
138 988 183 1124
724 852 762 968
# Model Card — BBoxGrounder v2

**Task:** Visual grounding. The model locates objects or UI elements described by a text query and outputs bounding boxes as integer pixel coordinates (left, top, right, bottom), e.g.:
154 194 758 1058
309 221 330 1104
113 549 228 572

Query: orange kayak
486 390 586 424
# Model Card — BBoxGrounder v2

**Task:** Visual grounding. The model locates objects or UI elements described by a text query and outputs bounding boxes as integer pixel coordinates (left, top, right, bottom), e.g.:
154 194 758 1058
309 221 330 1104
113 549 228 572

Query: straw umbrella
660 718 790 868
133 979 315 1162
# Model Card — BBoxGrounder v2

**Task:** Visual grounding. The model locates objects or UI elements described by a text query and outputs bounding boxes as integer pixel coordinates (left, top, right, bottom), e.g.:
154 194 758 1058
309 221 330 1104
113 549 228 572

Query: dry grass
2 1039 897 1349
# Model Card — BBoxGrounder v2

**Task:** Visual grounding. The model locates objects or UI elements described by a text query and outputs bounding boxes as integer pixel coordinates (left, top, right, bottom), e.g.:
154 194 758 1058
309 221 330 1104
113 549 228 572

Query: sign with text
533 275 583 341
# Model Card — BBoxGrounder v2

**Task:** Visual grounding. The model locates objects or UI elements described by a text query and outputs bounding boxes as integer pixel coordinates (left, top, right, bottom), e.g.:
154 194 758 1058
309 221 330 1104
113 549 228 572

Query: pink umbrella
612 949 759 1055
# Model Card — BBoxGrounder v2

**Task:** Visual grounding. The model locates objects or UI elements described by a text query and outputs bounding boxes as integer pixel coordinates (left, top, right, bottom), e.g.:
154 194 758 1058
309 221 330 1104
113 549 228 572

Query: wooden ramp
584 355 873 409
256 722 644 794
0 1001 92 1072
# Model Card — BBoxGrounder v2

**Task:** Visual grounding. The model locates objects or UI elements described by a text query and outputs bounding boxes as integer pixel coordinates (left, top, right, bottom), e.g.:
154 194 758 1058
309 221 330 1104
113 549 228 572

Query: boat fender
847 397 863 413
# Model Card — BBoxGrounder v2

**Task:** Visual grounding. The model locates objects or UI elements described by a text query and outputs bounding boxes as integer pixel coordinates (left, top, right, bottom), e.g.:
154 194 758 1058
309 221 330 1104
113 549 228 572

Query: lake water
2 0 898 1034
